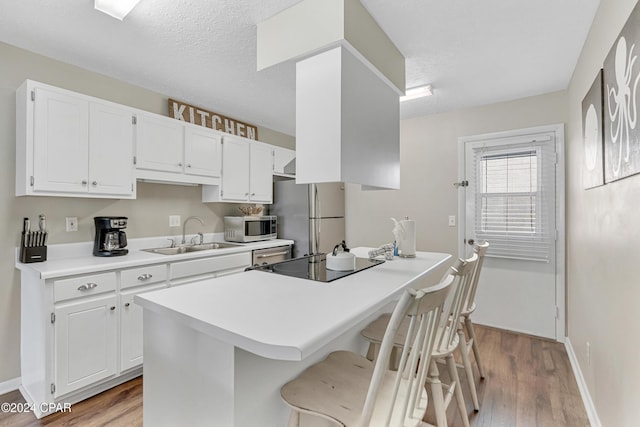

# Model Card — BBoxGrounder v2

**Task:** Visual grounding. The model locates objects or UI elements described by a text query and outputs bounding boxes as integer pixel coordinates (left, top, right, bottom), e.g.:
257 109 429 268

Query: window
473 140 554 262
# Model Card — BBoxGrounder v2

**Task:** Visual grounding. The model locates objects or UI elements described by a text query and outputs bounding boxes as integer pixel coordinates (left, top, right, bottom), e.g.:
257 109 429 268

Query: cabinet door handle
178 162 183 167
251 193 255 196
78 283 98 291
110 306 116 311
92 181 98 186
124 302 130 308
137 274 153 281
81 180 88 185
244 193 249 196
187 164 192 168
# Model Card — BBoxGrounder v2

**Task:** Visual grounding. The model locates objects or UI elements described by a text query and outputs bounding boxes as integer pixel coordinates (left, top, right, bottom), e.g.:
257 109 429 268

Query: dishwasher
251 245 292 267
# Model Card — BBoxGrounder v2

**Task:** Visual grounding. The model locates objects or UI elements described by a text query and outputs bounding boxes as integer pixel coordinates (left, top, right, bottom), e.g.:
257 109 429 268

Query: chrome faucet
182 216 205 244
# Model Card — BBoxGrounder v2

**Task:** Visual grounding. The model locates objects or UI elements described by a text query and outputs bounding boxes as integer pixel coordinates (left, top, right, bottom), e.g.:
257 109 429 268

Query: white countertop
135 248 452 361
15 233 294 279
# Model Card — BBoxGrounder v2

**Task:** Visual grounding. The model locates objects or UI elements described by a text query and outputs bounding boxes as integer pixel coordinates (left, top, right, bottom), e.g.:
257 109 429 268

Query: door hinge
220 190 224 197
132 116 137 125
555 229 559 241
555 152 559 165
133 156 137 165
51 383 56 394
50 312 55 324
31 90 36 101
555 306 559 319
131 183 134 192
30 176 34 186
453 180 469 188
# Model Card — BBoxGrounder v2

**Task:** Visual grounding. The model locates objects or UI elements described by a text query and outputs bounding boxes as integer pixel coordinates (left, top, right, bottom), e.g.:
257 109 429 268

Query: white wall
0 41 294 385
346 90 568 282
566 0 640 425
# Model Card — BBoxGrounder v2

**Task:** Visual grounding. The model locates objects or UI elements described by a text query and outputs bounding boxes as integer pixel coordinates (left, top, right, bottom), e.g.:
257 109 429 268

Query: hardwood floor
0 325 589 427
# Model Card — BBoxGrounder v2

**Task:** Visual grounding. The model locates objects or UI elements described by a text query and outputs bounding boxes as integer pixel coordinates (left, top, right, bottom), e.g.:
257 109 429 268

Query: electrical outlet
65 217 78 232
169 215 181 227
586 342 591 365
448 215 456 227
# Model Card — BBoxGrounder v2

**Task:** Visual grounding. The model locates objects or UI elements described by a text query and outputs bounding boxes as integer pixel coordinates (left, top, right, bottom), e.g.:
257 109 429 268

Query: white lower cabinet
120 264 168 372
120 284 166 372
19 249 255 417
52 272 118 397
54 294 118 397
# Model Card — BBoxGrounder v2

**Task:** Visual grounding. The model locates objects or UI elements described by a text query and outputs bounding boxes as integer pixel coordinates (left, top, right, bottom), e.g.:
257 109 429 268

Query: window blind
472 139 555 262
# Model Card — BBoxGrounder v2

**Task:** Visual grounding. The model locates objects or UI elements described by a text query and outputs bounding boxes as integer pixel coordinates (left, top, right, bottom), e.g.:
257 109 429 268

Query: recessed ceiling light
95 0 141 20
400 85 432 102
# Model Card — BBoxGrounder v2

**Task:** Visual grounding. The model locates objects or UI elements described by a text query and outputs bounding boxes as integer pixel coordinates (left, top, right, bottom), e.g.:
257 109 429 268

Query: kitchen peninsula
135 248 451 427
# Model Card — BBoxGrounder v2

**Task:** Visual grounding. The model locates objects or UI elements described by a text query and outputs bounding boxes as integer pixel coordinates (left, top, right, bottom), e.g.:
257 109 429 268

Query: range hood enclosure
295 46 400 189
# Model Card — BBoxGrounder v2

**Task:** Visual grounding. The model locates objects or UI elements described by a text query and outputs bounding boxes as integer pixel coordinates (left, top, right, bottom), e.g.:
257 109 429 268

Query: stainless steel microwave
224 216 277 242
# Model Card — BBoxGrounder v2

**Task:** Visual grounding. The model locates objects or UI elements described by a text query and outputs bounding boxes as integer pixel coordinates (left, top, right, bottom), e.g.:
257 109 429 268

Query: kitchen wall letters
168 99 258 140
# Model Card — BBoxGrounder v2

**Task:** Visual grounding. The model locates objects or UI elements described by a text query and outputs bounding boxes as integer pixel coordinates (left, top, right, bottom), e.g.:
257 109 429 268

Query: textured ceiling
0 0 600 136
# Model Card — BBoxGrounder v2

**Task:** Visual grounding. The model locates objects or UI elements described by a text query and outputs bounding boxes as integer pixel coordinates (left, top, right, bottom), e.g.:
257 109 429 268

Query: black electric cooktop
249 254 385 282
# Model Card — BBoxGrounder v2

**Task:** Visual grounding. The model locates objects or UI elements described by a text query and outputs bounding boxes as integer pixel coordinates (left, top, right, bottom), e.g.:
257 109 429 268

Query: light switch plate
169 215 181 227
66 217 78 232
448 215 456 227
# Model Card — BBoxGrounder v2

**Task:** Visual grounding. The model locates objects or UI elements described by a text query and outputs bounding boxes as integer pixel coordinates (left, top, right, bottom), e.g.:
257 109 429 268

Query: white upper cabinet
184 125 222 178
135 112 184 174
32 87 89 193
16 80 135 198
202 135 273 204
89 102 135 195
219 135 251 201
249 141 274 202
135 114 222 185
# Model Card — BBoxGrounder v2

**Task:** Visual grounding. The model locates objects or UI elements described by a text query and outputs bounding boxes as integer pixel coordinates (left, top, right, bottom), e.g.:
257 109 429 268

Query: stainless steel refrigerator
271 181 345 258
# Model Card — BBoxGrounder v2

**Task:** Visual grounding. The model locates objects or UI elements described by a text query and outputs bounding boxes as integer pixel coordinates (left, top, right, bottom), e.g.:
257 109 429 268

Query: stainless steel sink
141 242 241 255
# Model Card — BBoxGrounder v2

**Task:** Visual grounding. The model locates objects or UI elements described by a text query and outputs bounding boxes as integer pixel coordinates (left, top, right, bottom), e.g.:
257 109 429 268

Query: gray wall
566 0 640 425
346 90 568 280
0 41 294 384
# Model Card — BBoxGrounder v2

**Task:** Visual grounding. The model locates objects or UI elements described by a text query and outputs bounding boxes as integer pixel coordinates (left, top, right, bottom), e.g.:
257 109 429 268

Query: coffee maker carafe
93 216 129 257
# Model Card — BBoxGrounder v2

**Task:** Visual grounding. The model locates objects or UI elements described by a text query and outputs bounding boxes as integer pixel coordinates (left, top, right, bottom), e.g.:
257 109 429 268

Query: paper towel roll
398 219 416 258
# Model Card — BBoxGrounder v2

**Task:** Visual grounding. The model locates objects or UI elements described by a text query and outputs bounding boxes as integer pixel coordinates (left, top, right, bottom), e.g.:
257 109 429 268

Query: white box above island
135 248 451 427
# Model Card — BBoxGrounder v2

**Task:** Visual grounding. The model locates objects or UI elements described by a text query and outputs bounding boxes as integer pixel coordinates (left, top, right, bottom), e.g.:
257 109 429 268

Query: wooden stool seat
280 274 455 427
281 350 428 427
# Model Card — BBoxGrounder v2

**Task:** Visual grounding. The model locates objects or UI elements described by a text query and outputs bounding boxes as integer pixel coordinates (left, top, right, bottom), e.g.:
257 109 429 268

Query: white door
89 102 134 196
184 126 222 178
33 88 89 193
221 136 250 201
459 125 565 340
54 295 118 397
249 142 273 203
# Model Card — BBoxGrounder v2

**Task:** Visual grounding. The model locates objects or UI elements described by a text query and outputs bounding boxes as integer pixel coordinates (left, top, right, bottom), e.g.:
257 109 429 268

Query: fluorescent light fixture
95 0 141 20
400 85 432 102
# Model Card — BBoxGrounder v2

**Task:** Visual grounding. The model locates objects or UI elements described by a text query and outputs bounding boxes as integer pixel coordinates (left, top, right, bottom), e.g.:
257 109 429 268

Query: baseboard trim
565 338 601 427
0 377 21 395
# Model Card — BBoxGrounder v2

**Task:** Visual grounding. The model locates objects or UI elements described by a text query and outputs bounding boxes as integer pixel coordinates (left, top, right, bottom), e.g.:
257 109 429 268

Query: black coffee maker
93 216 129 257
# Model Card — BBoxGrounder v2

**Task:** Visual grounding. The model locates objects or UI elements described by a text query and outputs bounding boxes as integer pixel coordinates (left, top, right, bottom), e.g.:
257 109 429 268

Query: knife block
19 231 47 263
20 245 47 263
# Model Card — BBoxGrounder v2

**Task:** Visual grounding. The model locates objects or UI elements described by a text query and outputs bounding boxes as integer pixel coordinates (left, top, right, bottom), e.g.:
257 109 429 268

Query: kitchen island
135 248 451 427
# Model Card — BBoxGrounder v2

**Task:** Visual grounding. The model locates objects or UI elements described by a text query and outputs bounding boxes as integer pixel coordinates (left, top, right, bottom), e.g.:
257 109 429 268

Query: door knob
467 239 475 246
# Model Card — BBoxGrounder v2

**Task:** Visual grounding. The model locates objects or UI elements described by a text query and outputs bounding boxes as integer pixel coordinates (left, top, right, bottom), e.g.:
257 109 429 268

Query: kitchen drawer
54 272 117 303
170 252 251 281
121 264 167 290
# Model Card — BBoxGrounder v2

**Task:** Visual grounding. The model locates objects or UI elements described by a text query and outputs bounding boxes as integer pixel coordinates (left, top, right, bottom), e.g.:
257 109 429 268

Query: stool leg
427 360 448 427
287 410 300 427
446 354 470 427
465 316 485 379
458 327 480 411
